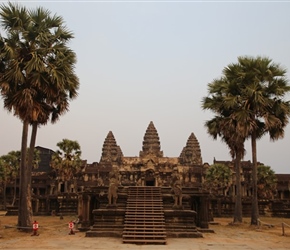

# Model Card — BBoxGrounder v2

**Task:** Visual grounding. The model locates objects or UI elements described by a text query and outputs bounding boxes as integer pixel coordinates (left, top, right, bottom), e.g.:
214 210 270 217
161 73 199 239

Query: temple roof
100 131 123 165
139 121 163 158
179 132 202 165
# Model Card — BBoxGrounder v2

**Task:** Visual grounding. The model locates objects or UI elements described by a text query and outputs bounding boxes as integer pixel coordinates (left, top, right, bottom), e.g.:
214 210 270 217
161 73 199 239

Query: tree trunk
12 178 17 206
18 120 30 230
26 122 38 225
233 152 242 223
251 132 259 225
3 182 7 210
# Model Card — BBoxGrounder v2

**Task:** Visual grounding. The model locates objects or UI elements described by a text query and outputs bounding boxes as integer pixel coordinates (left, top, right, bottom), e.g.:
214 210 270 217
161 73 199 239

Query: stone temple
79 121 210 243
3 121 290 243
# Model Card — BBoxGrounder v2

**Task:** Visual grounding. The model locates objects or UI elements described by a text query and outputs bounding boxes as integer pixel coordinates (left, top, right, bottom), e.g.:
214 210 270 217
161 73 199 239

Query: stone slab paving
0 237 288 250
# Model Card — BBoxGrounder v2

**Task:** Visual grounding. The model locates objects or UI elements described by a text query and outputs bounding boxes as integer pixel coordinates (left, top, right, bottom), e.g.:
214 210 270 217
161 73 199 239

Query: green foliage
50 139 82 181
0 149 40 184
0 151 20 183
204 163 232 194
0 1 79 227
0 2 79 124
0 158 8 183
257 165 277 199
202 56 290 153
202 55 290 224
0 151 20 206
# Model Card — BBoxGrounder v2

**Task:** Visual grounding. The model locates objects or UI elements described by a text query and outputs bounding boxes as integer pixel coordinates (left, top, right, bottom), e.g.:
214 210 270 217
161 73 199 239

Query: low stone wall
210 199 290 218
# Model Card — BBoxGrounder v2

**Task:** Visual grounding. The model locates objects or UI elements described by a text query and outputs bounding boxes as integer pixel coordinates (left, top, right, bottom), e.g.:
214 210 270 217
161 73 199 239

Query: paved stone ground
0 237 265 250
1 216 290 249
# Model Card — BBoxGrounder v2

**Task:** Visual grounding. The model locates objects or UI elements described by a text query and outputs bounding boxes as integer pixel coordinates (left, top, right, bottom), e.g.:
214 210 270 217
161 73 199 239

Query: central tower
139 121 163 158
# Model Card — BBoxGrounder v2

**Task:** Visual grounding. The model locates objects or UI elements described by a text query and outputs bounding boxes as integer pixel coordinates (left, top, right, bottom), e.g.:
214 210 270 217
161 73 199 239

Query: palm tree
224 56 290 225
0 149 39 209
0 2 79 229
204 163 232 195
204 163 232 218
257 165 277 199
203 56 290 225
204 115 246 223
0 157 9 209
0 152 21 209
50 139 82 193
202 75 247 223
7 150 21 206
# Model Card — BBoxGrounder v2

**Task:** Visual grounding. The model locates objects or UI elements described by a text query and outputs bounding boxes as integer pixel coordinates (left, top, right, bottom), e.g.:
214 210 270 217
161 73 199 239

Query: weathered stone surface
140 121 163 158
100 131 123 165
179 133 202 165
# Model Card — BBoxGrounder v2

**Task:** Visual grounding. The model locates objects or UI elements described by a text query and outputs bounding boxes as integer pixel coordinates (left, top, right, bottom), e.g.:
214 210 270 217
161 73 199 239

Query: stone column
199 196 209 228
50 184 54 195
46 198 51 215
86 195 91 220
35 199 39 214
77 194 83 216
80 194 91 229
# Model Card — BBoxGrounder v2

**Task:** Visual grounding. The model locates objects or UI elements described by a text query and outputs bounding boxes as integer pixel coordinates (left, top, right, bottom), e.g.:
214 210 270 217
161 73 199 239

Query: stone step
126 204 163 206
124 222 165 226
123 187 166 245
125 218 165 221
125 212 164 215
123 234 166 238
125 214 164 218
123 227 166 231
123 239 166 244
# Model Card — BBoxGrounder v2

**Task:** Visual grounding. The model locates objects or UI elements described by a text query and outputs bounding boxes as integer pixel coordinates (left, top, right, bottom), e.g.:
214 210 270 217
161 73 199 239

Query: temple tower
139 121 163 158
100 131 123 165
179 133 202 165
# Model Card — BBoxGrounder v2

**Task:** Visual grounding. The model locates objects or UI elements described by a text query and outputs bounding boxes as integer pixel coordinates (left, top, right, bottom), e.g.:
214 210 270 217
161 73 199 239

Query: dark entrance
145 179 155 186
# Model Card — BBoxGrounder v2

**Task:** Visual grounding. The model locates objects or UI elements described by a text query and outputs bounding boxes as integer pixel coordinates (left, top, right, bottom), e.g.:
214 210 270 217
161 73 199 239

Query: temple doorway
145 179 155 186
145 169 155 186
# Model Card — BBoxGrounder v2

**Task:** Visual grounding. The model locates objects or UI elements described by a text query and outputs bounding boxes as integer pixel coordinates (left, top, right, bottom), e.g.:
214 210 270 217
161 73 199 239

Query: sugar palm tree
0 3 79 229
204 115 246 223
257 165 277 199
224 56 290 225
1 151 21 206
204 163 232 195
202 74 248 223
0 157 9 209
50 139 82 193
0 149 39 209
203 56 290 225
204 163 232 218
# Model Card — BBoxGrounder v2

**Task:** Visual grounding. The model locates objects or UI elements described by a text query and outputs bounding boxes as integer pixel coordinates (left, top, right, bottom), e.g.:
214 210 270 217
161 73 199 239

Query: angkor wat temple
1 121 290 242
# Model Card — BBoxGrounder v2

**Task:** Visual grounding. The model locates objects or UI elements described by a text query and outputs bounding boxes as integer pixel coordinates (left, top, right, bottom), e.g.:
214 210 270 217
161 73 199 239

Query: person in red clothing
68 221 75 235
31 221 39 236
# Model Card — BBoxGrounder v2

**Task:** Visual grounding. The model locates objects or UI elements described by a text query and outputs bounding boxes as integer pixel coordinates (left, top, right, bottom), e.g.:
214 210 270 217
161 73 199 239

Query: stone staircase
122 186 167 244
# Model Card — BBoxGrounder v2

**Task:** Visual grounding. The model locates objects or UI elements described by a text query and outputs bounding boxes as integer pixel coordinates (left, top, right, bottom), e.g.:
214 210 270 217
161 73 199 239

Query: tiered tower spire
139 121 163 158
179 133 202 165
100 131 123 164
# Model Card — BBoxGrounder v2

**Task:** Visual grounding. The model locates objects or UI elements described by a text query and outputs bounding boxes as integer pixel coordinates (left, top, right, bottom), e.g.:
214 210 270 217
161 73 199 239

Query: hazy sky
1 0 290 173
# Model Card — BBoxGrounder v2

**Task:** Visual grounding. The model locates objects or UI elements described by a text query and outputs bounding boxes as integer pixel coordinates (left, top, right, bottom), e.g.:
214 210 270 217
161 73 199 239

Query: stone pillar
35 199 39 214
46 198 51 215
58 182 61 193
80 194 91 229
199 196 209 228
86 196 91 220
77 194 83 216
50 184 54 195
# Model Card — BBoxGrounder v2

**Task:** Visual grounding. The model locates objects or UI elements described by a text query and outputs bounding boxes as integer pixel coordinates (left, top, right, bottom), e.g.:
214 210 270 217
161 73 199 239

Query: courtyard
1 216 290 249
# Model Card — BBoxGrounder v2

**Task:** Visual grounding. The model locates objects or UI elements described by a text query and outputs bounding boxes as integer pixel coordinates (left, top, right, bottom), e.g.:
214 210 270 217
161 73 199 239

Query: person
31 220 39 236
